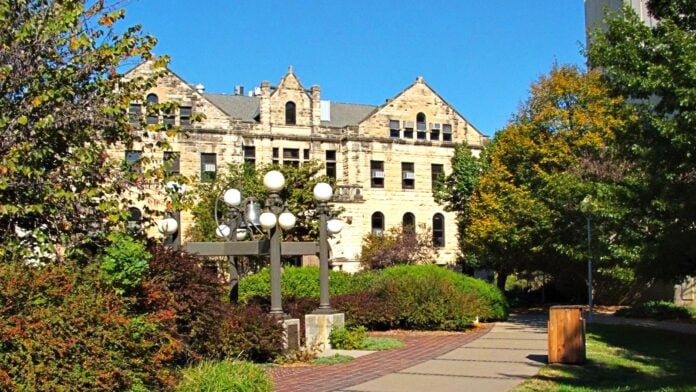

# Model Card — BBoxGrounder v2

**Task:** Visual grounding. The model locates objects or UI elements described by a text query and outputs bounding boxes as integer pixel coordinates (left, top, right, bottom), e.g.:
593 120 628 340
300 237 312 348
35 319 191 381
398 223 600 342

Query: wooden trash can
548 305 586 364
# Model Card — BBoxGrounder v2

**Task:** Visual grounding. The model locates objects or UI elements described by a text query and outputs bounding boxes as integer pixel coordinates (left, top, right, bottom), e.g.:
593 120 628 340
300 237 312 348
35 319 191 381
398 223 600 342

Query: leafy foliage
0 0 166 263
100 231 151 295
359 225 437 270
329 326 368 350
0 261 178 391
175 360 273 392
587 1 696 281
238 266 356 303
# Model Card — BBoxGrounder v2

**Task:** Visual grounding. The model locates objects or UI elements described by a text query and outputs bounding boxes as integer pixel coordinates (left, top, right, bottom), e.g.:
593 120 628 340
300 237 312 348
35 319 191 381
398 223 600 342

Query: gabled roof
322 102 376 128
204 94 260 122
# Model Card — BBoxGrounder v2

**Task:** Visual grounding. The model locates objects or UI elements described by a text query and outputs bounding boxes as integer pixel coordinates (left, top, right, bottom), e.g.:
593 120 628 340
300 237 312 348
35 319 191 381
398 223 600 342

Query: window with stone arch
403 212 415 233
416 112 427 131
285 101 296 125
146 93 159 125
432 213 445 248
371 212 384 235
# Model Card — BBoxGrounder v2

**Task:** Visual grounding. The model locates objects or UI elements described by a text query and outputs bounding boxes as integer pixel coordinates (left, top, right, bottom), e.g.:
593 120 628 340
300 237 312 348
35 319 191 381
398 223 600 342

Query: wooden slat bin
548 305 586 364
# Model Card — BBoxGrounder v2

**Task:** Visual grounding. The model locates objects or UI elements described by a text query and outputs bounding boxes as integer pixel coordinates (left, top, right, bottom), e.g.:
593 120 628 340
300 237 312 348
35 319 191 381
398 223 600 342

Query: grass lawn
514 323 696 391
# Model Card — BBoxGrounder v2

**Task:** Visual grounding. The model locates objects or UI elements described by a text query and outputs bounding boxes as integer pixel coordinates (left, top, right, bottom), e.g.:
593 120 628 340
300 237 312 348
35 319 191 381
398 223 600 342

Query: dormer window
285 101 296 125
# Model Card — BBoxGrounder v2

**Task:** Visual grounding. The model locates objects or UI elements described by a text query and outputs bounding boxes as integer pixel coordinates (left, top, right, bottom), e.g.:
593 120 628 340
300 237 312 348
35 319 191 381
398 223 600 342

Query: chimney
234 85 245 96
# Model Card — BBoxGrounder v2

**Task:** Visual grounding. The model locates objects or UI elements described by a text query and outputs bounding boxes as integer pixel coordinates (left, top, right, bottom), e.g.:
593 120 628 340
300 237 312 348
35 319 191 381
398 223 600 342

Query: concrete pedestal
282 318 301 351
305 313 345 353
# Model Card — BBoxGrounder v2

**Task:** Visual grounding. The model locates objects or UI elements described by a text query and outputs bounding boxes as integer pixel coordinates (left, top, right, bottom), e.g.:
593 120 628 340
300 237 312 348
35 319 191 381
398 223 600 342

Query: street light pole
580 195 594 322
312 182 342 314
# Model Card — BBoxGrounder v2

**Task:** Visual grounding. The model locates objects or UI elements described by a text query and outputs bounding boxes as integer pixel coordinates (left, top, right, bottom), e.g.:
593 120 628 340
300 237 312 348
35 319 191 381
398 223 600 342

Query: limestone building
121 62 488 271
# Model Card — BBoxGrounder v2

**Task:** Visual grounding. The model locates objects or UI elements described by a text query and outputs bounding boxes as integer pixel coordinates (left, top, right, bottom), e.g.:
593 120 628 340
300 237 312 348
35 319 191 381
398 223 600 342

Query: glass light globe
263 170 285 192
157 218 178 235
278 211 296 231
215 224 231 238
259 212 277 230
327 219 343 234
223 188 242 207
313 182 333 201
235 228 248 241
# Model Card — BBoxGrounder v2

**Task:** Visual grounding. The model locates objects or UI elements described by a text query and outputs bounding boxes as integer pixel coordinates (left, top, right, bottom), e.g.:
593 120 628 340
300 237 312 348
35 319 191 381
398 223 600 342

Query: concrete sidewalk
336 315 547 392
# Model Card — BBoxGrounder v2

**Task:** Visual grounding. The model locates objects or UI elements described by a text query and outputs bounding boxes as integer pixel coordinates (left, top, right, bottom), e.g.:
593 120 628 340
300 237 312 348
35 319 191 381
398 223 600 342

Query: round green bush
175 360 272 392
239 266 356 302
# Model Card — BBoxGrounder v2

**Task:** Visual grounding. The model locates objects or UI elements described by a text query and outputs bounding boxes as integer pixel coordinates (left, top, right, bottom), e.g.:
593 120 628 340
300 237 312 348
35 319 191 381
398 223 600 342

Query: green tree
0 0 163 264
462 65 625 292
587 1 696 281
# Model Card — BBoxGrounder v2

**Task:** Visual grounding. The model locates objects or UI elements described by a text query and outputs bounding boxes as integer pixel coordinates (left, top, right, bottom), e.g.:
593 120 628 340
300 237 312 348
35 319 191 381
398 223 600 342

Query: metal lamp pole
259 171 296 317
580 196 594 322
312 182 343 314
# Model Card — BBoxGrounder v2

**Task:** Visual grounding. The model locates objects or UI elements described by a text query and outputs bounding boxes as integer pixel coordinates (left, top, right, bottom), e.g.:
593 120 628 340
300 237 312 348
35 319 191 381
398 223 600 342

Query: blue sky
123 0 587 136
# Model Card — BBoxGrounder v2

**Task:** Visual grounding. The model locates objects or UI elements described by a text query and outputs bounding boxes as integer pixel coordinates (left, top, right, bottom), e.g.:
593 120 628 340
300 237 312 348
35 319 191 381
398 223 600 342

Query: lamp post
312 182 343 314
259 170 296 316
580 195 594 321
215 188 261 302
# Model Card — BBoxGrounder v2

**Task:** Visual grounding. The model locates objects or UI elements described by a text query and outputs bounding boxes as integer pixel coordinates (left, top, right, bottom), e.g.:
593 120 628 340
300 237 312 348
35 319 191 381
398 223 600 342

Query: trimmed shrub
616 301 696 321
329 326 367 350
217 304 285 363
238 266 355 302
0 261 178 391
176 360 272 392
333 290 399 330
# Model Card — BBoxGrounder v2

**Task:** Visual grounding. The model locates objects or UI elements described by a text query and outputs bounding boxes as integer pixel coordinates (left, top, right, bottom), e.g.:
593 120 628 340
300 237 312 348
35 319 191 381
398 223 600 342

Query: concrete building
119 62 488 271
585 0 658 37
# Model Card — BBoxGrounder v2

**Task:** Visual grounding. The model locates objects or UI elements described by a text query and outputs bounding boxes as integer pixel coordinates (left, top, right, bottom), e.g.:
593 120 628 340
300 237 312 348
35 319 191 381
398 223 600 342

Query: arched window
146 93 159 124
416 112 427 131
127 207 142 231
432 213 445 248
371 212 384 235
285 101 296 125
403 212 415 233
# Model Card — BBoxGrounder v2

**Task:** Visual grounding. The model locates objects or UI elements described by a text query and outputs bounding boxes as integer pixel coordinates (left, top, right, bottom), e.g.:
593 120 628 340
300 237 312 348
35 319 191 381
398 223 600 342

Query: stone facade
115 62 488 270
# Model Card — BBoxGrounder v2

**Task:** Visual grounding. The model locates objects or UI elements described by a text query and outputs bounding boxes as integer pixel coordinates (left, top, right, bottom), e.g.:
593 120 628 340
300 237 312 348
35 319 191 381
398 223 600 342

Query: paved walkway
270 314 548 392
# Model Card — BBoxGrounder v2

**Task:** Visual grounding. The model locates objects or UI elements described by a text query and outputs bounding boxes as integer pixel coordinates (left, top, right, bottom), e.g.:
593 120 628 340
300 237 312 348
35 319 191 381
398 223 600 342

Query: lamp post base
311 306 337 315
305 313 345 353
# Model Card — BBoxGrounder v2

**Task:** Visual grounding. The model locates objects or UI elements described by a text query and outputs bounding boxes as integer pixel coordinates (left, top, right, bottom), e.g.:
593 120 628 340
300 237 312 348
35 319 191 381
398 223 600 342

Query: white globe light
259 212 277 230
278 211 296 231
215 224 231 238
235 228 248 241
313 182 333 201
223 188 242 207
327 219 343 234
263 170 285 192
157 218 178 236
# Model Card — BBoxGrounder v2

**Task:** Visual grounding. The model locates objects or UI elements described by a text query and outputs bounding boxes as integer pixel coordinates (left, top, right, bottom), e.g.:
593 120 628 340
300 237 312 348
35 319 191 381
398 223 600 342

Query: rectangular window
163 151 180 176
326 150 336 179
125 150 142 173
179 106 192 126
128 104 141 124
200 153 217 183
403 121 414 139
243 146 256 166
430 123 441 141
283 148 300 167
402 162 415 189
443 124 453 142
389 120 400 138
272 147 279 165
163 112 175 126
417 130 427 140
370 160 384 188
146 108 158 125
303 148 310 161
431 164 444 190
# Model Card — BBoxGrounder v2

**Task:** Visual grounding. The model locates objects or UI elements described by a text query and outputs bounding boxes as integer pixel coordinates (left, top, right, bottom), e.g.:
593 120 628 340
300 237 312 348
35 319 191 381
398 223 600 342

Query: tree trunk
496 270 509 292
